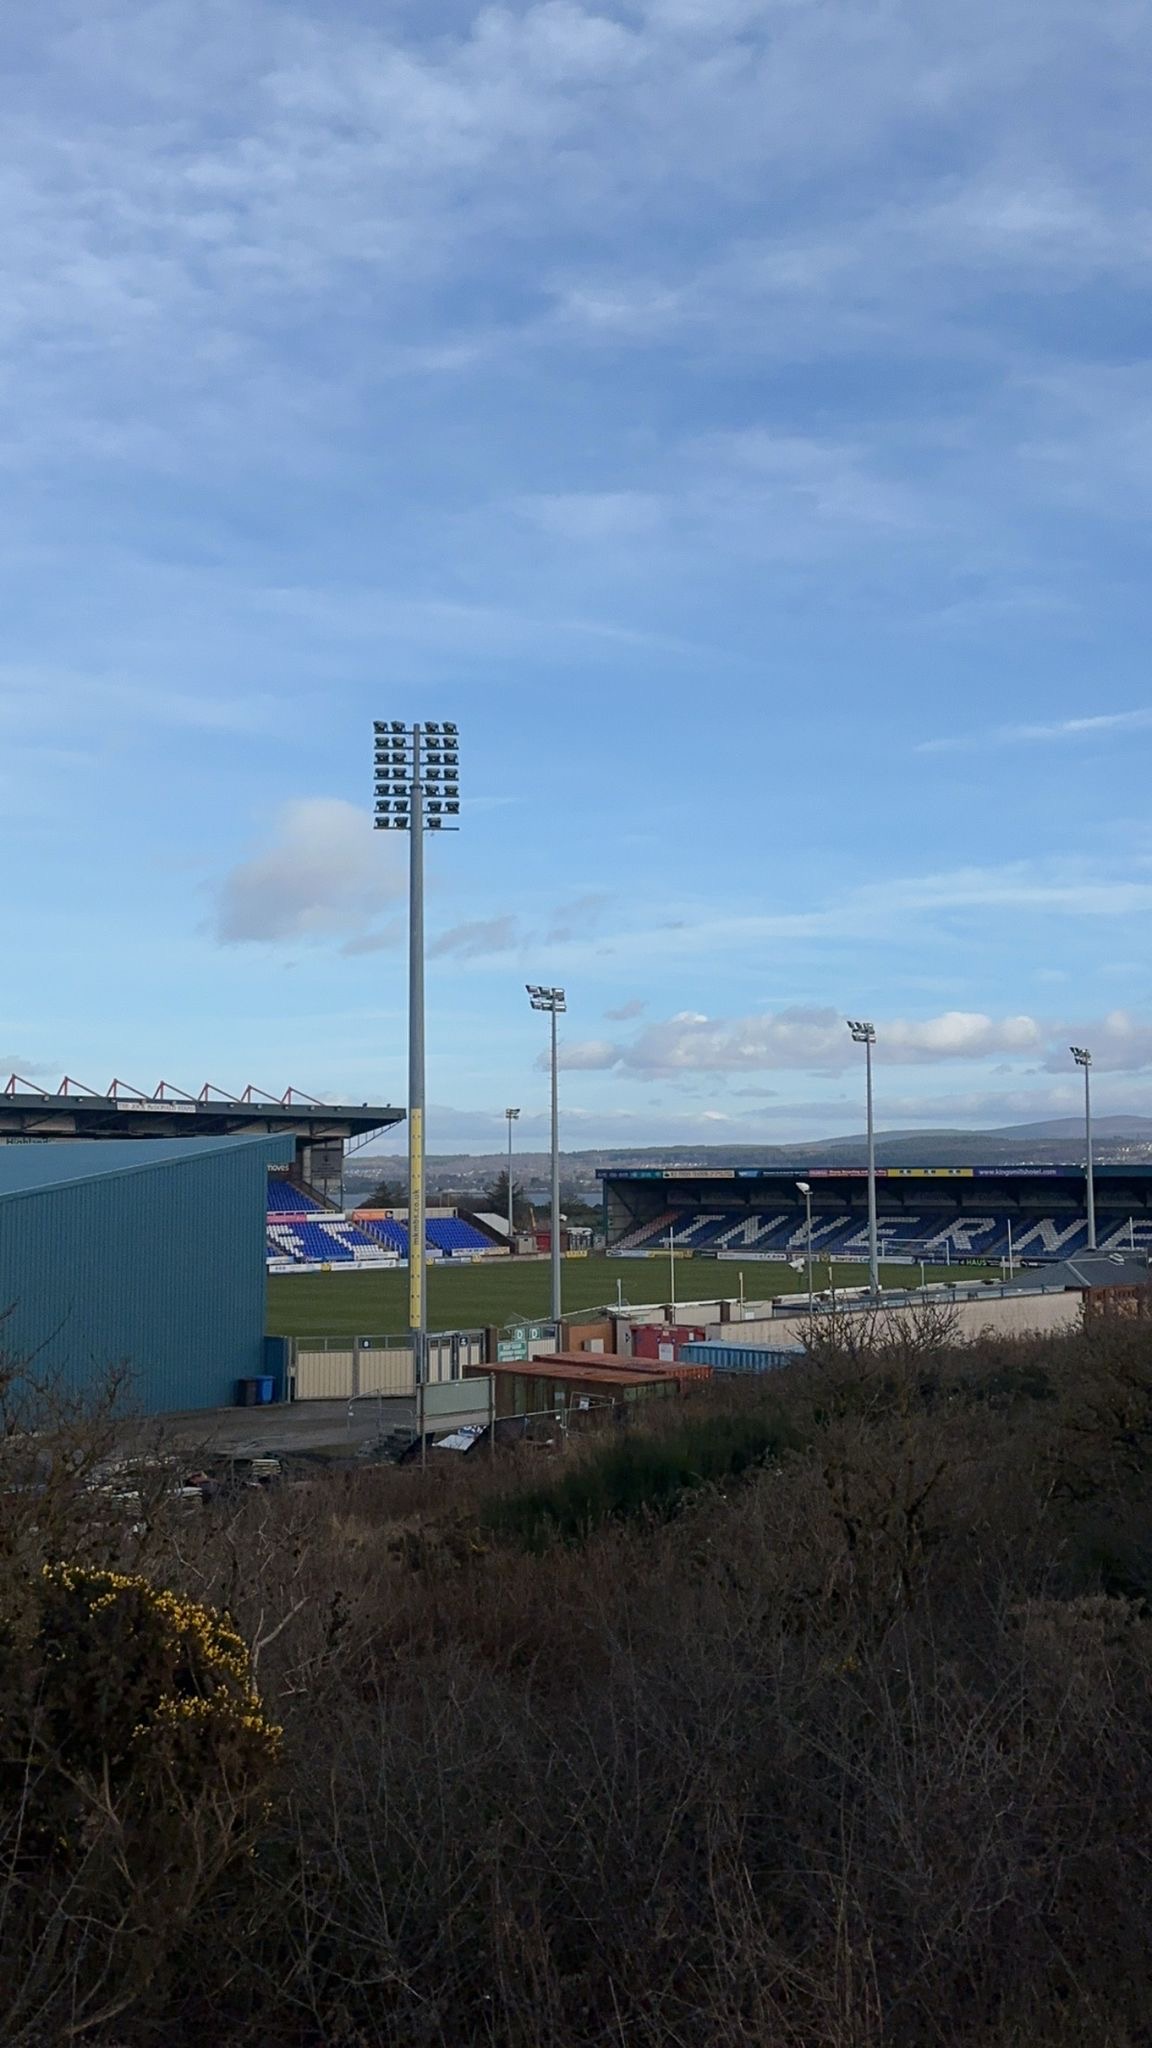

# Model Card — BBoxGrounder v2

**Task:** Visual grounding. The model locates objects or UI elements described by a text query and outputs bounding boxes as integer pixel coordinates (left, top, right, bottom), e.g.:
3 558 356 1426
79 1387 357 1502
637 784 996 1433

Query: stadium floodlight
527 987 567 1323
846 1020 880 1297
373 722 461 1388
1071 1046 1097 1250
796 1180 814 1302
505 1107 521 1246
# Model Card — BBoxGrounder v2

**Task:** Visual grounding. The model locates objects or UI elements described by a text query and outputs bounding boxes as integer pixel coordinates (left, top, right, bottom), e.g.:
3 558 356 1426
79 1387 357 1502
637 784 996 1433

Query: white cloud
213 798 402 945
552 1002 1152 1079
918 709 1152 755
1039 1010 1152 1075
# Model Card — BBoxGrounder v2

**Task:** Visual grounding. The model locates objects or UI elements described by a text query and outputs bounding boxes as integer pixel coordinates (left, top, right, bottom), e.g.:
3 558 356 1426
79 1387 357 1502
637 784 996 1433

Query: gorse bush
0 1562 279 2043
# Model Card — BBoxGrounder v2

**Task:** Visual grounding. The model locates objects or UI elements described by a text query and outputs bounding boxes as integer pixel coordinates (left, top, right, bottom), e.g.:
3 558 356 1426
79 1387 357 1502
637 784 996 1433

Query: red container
631 1323 708 1361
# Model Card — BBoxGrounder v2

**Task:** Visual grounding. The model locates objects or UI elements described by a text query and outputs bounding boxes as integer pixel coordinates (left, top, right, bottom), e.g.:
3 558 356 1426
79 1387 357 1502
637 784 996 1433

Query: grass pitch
266 1255 990 1339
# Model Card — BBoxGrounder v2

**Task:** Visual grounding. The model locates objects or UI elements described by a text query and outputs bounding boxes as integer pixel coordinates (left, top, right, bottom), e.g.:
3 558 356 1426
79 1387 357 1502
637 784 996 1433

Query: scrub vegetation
4 1307 1152 2044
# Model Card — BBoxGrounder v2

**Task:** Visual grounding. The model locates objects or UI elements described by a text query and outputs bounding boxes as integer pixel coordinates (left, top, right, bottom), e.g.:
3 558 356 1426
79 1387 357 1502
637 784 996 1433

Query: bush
0 1564 279 2042
481 1407 797 1546
8 1319 1152 2045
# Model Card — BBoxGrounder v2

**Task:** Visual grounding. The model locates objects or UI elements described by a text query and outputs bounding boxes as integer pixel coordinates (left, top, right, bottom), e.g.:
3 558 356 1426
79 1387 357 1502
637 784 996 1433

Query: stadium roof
598 1162 1152 1183
0 1077 402 1146
1001 1251 1152 1292
0 1135 293 1200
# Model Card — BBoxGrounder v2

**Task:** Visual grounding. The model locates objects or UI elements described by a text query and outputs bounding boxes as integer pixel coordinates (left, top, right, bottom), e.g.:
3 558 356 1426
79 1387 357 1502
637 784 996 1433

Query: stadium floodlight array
1070 1045 1097 1249
527 986 568 1323
372 719 460 831
845 1019 880 1296
372 720 461 1402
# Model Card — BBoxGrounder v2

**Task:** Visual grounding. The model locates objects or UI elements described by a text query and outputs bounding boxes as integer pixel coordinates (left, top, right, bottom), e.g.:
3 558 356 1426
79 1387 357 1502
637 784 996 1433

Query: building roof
484 1358 671 1388
1001 1251 1152 1292
0 1134 292 1201
0 1083 401 1147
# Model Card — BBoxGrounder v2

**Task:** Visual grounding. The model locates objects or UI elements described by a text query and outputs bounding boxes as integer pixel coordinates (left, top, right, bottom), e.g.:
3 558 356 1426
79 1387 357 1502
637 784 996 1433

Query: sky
4 0 1152 1154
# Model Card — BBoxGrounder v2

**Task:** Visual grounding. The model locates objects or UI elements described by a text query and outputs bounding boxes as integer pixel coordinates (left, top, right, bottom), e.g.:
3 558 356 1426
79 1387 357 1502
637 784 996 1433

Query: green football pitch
266 1256 989 1339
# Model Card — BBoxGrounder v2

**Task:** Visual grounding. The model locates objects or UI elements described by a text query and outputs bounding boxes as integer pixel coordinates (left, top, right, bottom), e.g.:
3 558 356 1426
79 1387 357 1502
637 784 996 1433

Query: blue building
0 1134 290 1413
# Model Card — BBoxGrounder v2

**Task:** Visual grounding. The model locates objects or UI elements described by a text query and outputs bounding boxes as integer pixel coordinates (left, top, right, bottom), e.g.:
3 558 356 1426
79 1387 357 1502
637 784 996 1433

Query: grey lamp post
373 719 460 1386
847 1019 880 1296
527 986 566 1324
504 1107 520 1249
796 1179 814 1302
1071 1046 1096 1251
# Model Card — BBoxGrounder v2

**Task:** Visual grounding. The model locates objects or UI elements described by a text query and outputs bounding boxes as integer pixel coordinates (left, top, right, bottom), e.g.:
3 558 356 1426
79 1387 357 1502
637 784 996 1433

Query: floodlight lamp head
796 1180 810 1195
847 1019 876 1044
506 1106 521 1120
1071 1046 1091 1068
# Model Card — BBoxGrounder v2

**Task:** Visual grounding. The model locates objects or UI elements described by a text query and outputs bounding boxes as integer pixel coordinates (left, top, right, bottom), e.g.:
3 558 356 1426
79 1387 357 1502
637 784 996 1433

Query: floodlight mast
505 1107 520 1247
374 719 460 1386
847 1020 880 1296
527 985 566 1324
796 1180 814 1302
1071 1046 1096 1251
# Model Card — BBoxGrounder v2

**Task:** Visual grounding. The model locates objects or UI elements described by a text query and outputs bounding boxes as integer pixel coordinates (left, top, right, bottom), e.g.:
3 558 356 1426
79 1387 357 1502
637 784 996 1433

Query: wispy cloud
212 799 404 945
429 915 520 961
918 710 1152 755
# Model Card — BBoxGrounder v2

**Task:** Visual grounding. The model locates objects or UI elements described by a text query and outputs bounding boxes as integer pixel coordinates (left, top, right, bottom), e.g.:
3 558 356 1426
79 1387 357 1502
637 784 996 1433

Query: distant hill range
346 1116 1152 1196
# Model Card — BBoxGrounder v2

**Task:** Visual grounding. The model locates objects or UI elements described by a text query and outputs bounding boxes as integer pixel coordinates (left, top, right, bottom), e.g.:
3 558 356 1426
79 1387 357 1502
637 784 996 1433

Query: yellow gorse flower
40 1562 282 1756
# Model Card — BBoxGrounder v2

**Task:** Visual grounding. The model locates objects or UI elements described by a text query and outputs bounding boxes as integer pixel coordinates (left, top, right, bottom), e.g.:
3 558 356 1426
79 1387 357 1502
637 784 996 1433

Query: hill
346 1114 1152 1198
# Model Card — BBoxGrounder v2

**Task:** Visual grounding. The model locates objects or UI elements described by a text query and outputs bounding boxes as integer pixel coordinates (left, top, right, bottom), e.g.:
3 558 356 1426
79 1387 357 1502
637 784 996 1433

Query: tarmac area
123 1395 418 1469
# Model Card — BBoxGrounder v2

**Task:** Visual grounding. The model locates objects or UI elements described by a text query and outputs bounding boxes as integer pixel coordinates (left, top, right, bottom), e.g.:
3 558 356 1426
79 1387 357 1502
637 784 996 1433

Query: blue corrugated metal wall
0 1135 291 1413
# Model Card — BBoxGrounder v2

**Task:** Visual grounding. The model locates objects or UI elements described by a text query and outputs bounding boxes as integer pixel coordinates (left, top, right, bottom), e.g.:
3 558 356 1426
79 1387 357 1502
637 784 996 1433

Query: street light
504 1107 520 1249
796 1180 814 1303
1071 1046 1096 1251
374 719 460 1387
527 985 566 1324
847 1019 880 1296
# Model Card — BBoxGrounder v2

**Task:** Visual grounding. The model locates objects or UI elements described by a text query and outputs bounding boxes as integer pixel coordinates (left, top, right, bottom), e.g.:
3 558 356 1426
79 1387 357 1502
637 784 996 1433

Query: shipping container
630 1322 708 1362
679 1341 805 1375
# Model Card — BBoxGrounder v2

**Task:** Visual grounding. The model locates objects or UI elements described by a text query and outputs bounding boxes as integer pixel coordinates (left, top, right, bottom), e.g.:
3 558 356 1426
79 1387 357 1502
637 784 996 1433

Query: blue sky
5 0 1152 1152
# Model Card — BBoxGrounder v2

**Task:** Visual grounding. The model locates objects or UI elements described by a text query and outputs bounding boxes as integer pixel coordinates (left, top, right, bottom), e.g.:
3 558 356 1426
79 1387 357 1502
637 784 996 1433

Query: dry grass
4 1311 1152 2044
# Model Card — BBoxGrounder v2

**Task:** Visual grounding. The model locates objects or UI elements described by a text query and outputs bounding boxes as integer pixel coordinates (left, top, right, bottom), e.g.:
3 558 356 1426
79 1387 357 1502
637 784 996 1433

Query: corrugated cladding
679 1341 805 1374
0 1135 291 1413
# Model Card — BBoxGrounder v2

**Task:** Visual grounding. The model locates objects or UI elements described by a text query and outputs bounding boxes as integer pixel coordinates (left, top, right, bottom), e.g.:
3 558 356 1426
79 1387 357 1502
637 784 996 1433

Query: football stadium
6 1067 1152 1416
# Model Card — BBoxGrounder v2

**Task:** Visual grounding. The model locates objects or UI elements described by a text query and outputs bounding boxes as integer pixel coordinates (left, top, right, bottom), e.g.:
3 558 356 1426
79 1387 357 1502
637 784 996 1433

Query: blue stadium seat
267 1212 498 1265
427 1218 494 1254
267 1177 321 1213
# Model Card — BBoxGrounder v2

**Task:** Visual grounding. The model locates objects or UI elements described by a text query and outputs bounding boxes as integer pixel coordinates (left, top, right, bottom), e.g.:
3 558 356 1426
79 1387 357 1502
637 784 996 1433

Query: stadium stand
616 1207 1152 1264
615 1209 677 1251
268 1206 502 1266
427 1217 495 1254
267 1218 387 1263
267 1176 322 1213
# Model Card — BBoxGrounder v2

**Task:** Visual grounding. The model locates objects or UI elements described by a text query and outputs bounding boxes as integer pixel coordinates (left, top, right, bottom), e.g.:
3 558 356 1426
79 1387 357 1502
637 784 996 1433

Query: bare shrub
5 1319 1152 2044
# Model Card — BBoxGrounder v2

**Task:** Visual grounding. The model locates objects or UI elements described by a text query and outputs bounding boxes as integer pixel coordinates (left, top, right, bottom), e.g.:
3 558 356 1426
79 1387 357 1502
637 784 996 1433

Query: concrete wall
708 1289 1083 1350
